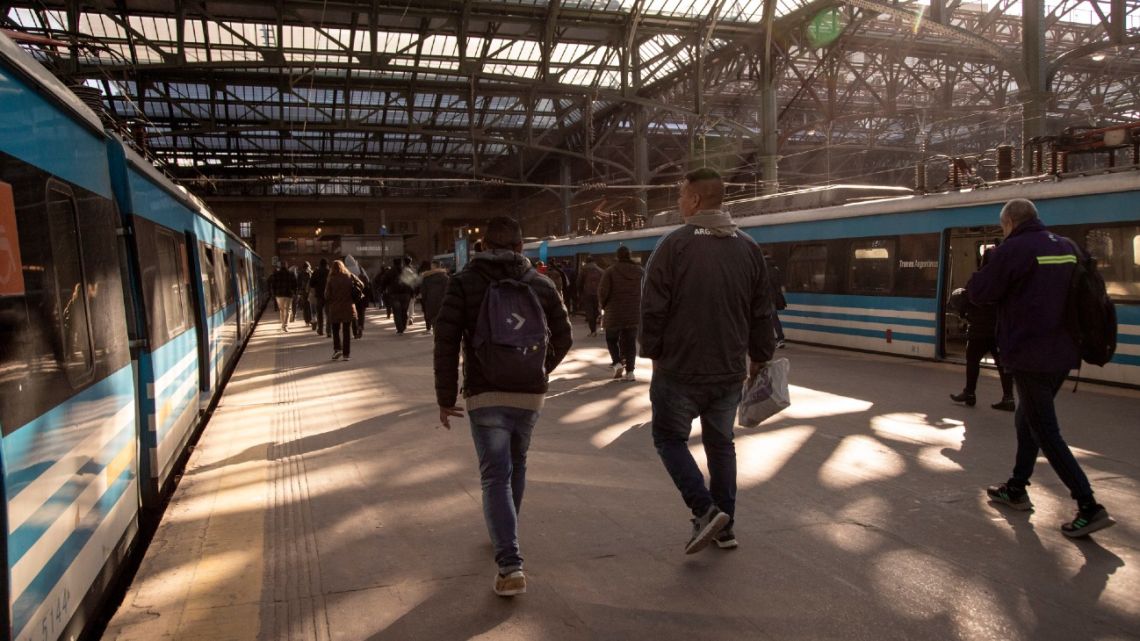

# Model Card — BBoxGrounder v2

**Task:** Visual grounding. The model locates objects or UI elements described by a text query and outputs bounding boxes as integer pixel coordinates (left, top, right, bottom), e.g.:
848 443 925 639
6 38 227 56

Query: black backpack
472 269 550 390
1064 239 1117 367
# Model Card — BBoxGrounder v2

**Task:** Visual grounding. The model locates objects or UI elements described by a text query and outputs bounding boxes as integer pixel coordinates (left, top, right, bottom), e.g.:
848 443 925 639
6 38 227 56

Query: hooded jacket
640 209 775 384
966 218 1080 372
419 268 450 323
598 259 644 329
577 262 605 297
433 250 573 408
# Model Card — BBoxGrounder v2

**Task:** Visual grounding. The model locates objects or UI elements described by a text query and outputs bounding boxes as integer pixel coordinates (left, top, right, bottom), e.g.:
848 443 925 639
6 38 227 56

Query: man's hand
438 405 464 430
748 360 765 380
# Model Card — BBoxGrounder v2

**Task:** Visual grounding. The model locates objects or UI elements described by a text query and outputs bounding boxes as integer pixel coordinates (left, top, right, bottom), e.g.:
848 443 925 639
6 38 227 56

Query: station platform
102 308 1139 641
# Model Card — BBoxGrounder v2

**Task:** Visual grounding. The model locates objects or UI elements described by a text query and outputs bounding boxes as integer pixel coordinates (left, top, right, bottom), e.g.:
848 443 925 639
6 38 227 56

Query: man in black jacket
309 258 330 335
433 216 573 597
641 167 775 554
267 262 298 332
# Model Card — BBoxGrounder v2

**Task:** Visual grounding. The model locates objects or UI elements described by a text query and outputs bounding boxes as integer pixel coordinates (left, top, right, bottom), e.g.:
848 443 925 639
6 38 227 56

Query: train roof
0 32 105 136
528 169 1140 250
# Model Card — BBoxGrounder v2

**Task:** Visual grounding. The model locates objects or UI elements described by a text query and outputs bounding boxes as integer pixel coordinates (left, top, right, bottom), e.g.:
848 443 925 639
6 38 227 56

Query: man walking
967 198 1115 537
598 245 643 381
268 261 298 332
576 255 604 337
433 216 573 597
309 258 330 335
641 167 775 554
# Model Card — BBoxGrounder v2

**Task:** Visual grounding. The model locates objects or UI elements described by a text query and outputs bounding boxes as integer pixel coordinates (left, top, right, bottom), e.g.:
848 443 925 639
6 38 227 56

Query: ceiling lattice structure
2 0 1139 204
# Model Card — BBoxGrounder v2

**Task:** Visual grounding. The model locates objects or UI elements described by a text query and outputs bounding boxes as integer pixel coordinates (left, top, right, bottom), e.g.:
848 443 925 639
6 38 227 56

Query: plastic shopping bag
737 358 791 427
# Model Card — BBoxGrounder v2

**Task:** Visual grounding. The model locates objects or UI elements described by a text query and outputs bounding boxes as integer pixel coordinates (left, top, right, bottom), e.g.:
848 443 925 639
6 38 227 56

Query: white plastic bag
737 358 791 427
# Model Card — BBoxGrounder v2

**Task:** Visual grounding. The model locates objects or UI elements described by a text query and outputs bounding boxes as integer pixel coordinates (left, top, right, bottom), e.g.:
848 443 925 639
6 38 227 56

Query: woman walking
324 260 361 361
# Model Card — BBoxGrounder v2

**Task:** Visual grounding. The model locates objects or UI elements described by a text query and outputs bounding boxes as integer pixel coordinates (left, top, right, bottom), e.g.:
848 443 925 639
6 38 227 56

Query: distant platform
102 308 1139 641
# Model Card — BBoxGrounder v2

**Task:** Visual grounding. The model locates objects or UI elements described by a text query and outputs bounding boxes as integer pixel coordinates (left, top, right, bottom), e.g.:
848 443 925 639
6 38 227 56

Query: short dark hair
683 167 724 208
484 216 523 249
684 167 722 183
616 246 631 261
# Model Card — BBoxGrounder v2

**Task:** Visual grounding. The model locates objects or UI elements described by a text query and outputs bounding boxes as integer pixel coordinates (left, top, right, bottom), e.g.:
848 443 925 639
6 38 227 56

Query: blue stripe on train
11 466 135 637
2 367 135 498
1113 354 1140 366
7 419 134 566
783 292 938 313
783 320 936 345
781 309 935 329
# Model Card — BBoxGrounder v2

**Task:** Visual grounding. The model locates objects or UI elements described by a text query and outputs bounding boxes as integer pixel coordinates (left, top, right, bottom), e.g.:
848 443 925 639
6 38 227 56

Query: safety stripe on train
780 295 937 345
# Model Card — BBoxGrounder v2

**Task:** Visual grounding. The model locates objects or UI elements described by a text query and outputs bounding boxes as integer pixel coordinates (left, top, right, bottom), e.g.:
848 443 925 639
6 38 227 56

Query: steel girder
1 0 1138 200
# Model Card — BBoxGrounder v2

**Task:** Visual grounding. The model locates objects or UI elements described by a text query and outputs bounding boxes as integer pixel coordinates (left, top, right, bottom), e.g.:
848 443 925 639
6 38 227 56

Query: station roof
4 0 1139 200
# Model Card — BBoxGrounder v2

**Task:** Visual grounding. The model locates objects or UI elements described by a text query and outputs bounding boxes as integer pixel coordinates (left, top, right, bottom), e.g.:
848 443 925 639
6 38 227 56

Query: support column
561 160 572 235
1021 0 1049 173
633 105 649 221
758 0 779 194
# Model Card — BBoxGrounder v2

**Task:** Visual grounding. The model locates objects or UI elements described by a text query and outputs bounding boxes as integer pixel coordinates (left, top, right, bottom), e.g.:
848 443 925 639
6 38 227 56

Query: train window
221 250 235 306
1086 226 1140 302
786 244 828 292
46 183 94 387
895 234 940 297
848 238 896 295
156 228 188 337
200 242 219 313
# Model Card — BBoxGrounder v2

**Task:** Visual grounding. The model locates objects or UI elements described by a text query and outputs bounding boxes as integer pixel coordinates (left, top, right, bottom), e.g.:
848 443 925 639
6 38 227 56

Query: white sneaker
331 351 341 360
493 570 526 597
342 355 351 361
623 370 636 382
611 364 624 379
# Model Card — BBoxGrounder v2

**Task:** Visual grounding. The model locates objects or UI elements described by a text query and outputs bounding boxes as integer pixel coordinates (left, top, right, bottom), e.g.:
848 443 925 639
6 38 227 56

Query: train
523 174 1140 388
0 34 264 641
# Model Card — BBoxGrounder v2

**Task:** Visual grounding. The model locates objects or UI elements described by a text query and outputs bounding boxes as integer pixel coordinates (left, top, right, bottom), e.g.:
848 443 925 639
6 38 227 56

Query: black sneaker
1061 505 1116 538
950 391 977 407
714 527 738 549
987 483 1032 511
685 506 730 554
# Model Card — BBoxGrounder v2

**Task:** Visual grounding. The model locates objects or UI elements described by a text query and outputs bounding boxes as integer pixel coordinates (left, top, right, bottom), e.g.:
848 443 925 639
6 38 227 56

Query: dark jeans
1009 369 1093 504
650 372 742 521
583 295 600 333
294 295 311 324
330 321 351 357
605 326 638 370
772 312 785 341
964 335 1013 398
469 406 540 573
312 299 326 334
354 300 367 337
392 295 411 333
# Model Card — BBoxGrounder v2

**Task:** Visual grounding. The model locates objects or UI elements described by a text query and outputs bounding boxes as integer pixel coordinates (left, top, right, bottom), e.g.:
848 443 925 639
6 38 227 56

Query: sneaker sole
987 494 1033 511
685 511 731 554
715 538 738 549
1062 516 1116 539
493 580 526 596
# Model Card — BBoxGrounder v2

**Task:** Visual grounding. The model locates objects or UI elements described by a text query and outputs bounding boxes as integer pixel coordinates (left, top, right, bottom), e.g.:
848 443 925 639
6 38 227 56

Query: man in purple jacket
967 198 1115 538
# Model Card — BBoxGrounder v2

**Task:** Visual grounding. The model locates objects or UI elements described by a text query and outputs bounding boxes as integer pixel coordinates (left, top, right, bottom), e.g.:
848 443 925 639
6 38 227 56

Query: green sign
807 8 845 48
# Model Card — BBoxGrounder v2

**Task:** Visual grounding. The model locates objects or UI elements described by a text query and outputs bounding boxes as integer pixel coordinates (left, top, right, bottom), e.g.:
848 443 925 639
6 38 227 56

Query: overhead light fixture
1091 53 1106 61
315 227 322 236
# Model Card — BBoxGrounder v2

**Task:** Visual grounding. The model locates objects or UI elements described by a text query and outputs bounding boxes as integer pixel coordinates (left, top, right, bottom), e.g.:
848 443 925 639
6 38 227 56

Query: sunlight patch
819 435 906 489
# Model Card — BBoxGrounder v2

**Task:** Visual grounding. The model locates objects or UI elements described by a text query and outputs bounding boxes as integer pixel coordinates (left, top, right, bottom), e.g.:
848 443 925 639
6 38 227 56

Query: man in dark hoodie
576 256 605 337
433 216 573 597
309 258 330 335
598 245 644 381
967 198 1115 538
641 167 775 554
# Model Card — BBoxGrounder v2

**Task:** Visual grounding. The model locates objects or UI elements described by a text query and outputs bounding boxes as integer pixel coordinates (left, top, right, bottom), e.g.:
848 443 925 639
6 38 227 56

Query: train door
185 232 211 392
941 226 1002 360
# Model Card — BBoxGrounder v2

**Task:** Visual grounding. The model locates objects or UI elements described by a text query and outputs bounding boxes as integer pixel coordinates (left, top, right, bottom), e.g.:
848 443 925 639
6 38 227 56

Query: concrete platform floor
102 307 1140 641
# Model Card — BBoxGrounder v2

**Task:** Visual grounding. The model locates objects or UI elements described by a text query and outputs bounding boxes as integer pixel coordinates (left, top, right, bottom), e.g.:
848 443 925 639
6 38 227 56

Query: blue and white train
0 34 263 641
527 173 1140 388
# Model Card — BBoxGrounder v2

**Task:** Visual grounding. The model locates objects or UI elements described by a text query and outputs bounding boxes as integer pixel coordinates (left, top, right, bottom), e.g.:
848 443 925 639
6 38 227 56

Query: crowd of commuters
267 169 1116 599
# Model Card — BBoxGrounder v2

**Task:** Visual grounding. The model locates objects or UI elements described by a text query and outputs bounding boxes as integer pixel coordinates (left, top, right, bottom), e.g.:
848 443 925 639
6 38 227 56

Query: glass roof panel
79 14 125 40
485 63 539 78
488 38 542 62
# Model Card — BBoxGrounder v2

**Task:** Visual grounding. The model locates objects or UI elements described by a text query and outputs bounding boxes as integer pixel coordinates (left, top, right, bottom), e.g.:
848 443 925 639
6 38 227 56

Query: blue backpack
472 269 550 390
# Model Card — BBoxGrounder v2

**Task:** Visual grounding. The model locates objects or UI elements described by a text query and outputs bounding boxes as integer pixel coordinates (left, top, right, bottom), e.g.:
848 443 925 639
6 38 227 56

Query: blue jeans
650 373 742 521
469 406 540 573
1009 370 1094 504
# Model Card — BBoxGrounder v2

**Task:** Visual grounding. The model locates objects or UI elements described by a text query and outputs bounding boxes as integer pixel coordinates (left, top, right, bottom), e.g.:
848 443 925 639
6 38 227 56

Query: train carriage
527 171 1140 388
0 32 263 641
